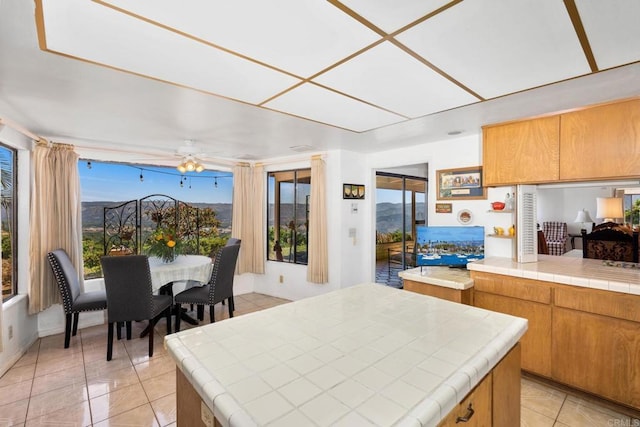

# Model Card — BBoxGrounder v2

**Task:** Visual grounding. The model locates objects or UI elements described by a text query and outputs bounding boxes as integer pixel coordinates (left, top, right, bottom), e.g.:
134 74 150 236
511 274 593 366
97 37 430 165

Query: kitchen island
165 283 527 426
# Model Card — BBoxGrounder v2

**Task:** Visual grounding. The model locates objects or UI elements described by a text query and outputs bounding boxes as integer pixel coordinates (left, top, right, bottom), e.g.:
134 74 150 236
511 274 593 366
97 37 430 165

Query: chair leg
148 319 154 358
228 298 233 318
64 313 72 348
174 304 182 333
126 321 132 340
230 297 235 313
197 305 204 321
116 321 123 340
107 322 114 361
72 312 80 336
209 305 215 323
166 307 172 335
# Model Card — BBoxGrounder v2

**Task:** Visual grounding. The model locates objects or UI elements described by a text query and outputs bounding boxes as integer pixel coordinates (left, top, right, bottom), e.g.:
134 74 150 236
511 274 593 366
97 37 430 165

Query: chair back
208 243 241 305
47 249 81 314
101 255 154 323
225 238 241 247
542 222 568 242
582 223 639 262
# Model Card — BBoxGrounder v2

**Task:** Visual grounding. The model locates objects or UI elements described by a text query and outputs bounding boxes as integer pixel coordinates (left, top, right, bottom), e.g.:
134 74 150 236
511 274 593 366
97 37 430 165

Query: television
415 226 485 267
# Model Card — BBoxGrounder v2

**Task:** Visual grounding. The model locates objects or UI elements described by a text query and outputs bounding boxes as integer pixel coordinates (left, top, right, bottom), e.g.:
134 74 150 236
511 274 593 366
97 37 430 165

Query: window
1 144 17 301
267 169 311 264
79 160 233 279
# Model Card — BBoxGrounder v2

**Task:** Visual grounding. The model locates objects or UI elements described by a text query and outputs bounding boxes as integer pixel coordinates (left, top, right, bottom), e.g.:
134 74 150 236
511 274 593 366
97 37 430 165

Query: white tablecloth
148 255 212 292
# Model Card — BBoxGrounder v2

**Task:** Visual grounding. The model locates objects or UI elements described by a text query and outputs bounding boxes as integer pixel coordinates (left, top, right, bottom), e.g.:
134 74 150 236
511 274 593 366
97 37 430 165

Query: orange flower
167 240 176 248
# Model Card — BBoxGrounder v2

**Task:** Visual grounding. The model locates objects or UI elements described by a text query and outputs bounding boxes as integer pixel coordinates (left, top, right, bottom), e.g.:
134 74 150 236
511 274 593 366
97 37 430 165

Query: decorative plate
457 209 473 224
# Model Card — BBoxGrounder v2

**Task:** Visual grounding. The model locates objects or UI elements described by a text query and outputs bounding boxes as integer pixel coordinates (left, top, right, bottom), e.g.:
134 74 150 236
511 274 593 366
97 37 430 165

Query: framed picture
435 203 453 213
343 183 365 199
436 166 487 200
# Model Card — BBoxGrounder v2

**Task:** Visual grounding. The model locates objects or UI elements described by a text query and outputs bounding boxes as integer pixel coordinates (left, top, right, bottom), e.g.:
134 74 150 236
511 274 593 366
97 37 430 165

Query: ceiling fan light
195 164 204 173
176 164 187 173
185 160 196 171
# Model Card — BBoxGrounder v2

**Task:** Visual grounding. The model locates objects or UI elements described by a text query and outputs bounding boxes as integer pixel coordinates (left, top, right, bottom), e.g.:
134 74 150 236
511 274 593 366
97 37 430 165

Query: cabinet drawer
438 373 492 427
554 284 640 323
472 272 552 304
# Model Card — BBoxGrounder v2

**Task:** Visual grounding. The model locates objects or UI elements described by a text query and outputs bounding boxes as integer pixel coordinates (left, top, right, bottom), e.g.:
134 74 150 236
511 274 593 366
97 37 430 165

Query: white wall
0 125 38 376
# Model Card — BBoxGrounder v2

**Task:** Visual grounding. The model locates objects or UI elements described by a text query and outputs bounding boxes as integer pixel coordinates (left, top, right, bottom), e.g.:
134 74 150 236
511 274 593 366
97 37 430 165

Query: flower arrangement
146 227 182 263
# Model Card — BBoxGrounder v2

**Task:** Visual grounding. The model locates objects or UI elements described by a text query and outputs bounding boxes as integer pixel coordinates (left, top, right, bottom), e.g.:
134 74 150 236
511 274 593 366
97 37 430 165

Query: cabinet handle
455 403 475 423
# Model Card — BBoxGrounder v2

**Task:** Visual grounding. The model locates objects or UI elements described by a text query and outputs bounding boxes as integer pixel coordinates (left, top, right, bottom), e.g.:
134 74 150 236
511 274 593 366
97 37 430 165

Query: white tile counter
398 266 473 290
165 283 527 426
467 255 640 295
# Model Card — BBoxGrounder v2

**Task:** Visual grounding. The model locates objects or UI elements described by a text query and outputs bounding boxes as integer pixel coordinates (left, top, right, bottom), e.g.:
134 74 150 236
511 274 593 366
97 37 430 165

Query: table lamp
574 208 593 233
595 197 624 223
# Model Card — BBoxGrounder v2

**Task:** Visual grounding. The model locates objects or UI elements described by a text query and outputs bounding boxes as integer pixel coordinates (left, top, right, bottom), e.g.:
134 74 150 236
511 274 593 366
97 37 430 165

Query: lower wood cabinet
472 272 552 378
439 343 521 427
471 271 640 411
403 279 473 305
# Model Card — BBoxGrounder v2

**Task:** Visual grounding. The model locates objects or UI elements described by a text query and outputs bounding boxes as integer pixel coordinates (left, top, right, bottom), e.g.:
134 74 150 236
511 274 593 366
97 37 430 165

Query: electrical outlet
8 325 13 340
279 275 284 283
201 402 214 427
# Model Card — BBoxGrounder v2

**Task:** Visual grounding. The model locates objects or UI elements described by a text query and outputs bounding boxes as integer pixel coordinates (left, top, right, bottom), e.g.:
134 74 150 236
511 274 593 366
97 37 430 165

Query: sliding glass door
376 172 427 286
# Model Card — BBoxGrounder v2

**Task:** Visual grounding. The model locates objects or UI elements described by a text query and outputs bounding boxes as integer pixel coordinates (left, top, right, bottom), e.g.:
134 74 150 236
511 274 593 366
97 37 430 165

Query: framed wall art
343 183 365 199
436 166 487 200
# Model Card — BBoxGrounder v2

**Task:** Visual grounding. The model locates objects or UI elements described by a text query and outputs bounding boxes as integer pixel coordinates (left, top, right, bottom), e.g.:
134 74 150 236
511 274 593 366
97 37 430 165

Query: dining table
140 254 213 336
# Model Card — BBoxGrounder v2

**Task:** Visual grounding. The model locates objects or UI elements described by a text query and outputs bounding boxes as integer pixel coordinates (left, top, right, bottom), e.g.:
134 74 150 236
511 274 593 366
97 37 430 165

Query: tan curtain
231 163 265 274
28 141 83 314
307 156 328 283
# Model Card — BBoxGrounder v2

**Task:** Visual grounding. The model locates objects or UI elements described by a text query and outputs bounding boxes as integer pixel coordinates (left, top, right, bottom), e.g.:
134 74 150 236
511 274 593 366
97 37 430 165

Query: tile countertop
165 283 527 427
398 266 473 290
467 255 640 296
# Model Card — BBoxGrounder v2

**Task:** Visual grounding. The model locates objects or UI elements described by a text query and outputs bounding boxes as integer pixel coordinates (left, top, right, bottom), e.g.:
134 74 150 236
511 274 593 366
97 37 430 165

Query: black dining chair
174 243 241 331
47 249 108 348
195 238 241 320
100 255 173 361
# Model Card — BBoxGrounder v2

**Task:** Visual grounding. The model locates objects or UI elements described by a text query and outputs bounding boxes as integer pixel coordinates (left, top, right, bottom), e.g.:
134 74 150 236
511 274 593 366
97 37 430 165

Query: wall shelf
487 234 515 239
487 209 514 213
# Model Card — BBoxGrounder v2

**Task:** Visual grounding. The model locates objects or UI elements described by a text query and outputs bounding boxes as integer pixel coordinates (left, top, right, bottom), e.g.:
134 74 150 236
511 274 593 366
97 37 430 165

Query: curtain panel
28 141 83 314
231 163 265 274
307 156 328 283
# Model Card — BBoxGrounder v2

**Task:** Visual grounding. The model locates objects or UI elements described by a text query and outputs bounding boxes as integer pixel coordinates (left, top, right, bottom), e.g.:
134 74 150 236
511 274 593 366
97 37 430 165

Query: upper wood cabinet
482 97 640 186
482 116 560 186
559 98 640 180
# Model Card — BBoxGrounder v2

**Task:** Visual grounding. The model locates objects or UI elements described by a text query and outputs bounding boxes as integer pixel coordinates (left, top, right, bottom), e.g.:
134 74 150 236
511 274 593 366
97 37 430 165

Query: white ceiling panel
575 0 640 70
42 0 300 105
338 0 452 33
97 0 381 78
315 41 479 118
264 83 406 132
397 0 591 99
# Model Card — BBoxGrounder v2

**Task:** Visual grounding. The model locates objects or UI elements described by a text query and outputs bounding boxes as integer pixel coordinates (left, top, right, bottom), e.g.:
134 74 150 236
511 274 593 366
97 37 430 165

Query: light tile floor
1 292 639 426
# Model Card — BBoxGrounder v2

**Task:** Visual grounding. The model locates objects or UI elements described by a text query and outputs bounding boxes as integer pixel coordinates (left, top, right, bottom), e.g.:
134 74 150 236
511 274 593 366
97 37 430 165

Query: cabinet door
483 116 560 186
438 373 492 427
560 99 640 180
474 291 552 378
552 307 640 409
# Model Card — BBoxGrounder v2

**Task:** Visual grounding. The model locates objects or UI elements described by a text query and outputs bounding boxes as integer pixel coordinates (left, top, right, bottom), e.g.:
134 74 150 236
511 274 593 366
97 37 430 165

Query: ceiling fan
134 140 212 172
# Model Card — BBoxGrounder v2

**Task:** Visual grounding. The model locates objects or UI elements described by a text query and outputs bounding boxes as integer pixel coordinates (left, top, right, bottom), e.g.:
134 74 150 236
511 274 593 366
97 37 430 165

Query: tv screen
415 226 485 267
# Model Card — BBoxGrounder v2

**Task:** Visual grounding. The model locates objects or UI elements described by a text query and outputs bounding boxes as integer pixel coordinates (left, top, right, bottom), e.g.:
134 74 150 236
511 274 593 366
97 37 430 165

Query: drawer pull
456 403 475 423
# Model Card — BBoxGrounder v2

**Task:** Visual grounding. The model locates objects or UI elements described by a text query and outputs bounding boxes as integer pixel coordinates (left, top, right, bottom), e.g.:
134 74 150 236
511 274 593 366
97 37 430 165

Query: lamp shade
574 209 593 224
595 197 624 222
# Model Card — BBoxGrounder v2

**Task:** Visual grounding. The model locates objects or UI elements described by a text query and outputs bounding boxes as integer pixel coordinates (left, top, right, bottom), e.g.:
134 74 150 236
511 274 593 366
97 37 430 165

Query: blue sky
79 160 233 203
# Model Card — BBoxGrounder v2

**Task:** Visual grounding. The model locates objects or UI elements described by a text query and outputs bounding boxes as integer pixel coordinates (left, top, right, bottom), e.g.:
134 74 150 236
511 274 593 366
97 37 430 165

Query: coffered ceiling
0 0 639 163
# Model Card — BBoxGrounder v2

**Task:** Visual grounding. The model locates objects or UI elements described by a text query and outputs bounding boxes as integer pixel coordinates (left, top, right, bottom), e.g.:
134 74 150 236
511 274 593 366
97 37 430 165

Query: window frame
0 143 18 302
267 168 311 265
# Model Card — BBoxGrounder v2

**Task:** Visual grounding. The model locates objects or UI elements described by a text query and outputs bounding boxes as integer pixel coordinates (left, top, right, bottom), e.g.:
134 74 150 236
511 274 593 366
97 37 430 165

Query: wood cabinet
471 271 640 411
560 98 640 180
482 97 640 186
439 344 521 427
552 285 640 409
438 372 492 427
403 279 473 305
482 116 560 186
472 272 552 378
